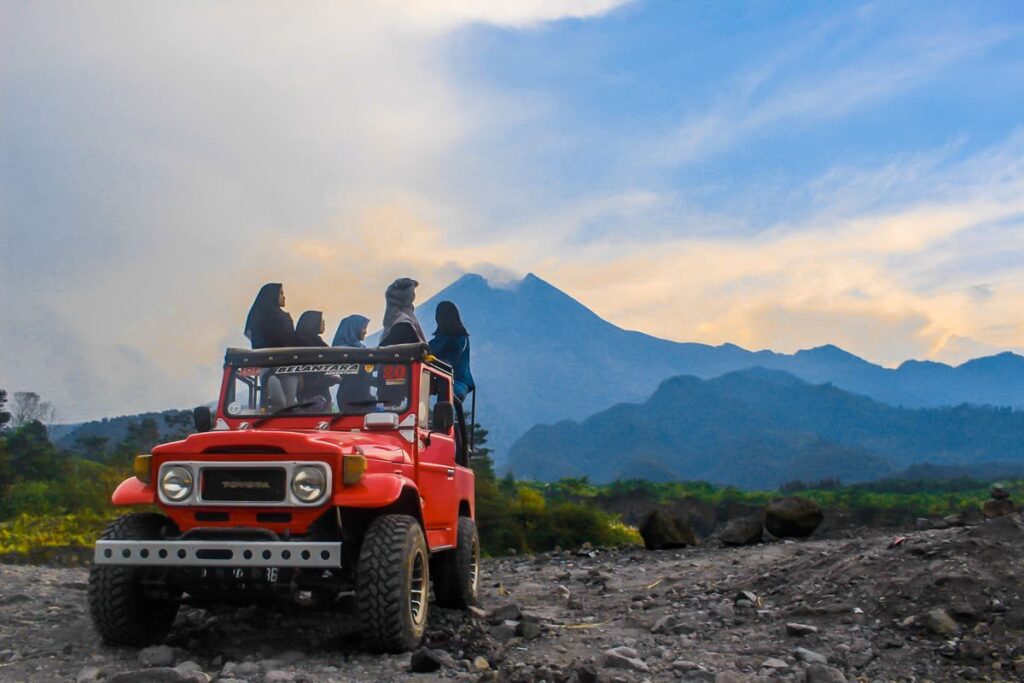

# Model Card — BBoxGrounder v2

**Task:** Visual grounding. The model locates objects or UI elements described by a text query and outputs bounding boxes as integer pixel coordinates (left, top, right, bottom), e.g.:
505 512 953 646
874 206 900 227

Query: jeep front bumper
94 540 342 568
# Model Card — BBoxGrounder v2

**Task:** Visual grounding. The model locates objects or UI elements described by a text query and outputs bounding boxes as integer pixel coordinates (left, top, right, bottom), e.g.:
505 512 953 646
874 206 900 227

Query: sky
2 0 1023 421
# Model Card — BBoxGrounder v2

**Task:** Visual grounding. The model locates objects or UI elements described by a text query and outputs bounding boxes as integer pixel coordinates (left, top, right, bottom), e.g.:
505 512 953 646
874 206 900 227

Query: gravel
0 512 1021 681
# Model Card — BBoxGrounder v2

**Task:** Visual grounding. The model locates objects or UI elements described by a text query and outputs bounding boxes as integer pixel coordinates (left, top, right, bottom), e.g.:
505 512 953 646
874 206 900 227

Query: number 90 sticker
226 401 242 415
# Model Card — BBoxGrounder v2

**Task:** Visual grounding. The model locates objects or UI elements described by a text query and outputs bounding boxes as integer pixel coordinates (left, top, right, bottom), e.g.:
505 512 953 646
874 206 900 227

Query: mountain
414 273 1024 464
505 368 1024 487
54 409 194 453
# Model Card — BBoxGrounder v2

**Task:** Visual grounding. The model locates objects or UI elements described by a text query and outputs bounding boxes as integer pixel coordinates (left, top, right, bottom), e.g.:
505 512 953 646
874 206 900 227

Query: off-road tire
356 514 430 653
88 513 180 646
432 516 479 609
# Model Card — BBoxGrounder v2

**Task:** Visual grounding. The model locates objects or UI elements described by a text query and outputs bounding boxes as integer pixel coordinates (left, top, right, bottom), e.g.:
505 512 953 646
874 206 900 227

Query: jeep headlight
291 466 327 503
160 465 193 501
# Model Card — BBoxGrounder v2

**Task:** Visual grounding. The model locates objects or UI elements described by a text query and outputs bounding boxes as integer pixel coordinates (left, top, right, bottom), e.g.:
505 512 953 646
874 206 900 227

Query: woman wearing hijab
294 310 333 407
380 277 426 346
244 283 296 349
332 314 370 347
428 301 475 402
295 310 328 347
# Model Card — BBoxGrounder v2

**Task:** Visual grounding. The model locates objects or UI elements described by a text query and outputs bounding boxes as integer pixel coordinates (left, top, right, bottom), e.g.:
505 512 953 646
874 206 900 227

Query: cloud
652 11 1015 167
382 0 633 30
0 1 628 420
2 0 1022 422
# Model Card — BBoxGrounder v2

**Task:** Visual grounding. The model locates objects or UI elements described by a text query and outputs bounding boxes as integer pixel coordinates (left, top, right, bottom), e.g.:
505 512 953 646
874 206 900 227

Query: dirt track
1 514 1022 682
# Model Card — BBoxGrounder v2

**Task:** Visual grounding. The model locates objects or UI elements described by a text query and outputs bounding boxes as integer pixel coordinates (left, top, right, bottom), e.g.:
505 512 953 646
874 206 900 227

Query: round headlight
292 466 326 502
160 465 193 501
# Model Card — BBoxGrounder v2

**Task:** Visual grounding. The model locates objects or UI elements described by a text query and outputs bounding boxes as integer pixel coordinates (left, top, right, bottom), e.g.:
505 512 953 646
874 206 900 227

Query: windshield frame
220 360 415 420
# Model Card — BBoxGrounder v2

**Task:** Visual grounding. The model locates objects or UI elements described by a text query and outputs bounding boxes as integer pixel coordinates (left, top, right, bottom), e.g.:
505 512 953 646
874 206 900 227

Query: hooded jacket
332 314 370 347
380 277 426 346
244 283 295 349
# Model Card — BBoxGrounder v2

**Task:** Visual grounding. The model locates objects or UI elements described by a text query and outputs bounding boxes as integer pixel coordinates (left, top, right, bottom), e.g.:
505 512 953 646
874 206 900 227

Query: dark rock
639 509 697 549
0 593 31 606
765 497 824 538
786 622 819 637
490 623 517 642
992 486 1011 500
516 621 542 640
720 515 764 545
983 498 1016 518
486 603 522 624
409 648 454 673
567 662 598 683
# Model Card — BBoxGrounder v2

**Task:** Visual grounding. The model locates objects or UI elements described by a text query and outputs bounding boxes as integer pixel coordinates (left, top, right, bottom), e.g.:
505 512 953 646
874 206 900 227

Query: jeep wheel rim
409 548 427 625
469 535 480 595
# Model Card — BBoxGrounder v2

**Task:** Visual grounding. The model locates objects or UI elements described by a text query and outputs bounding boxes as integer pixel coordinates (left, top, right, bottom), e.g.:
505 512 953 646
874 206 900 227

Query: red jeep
88 343 479 653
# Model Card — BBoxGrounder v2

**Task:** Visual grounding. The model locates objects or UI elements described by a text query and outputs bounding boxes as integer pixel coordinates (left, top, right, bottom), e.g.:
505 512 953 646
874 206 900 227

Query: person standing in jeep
380 278 426 345
244 283 296 349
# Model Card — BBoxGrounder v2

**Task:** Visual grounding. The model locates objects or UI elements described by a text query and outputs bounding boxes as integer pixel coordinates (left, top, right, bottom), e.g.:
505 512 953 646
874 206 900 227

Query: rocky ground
1 513 1022 682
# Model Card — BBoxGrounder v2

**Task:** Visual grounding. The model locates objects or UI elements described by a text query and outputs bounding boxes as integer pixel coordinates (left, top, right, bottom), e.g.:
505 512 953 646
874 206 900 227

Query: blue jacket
429 333 475 401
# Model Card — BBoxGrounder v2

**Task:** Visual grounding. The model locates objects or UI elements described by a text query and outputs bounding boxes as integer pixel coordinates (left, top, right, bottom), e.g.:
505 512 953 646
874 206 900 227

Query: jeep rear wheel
356 514 430 652
88 513 181 646
432 516 479 609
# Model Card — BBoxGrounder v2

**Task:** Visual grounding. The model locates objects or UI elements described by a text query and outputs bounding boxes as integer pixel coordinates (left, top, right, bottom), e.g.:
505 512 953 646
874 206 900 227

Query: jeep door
416 367 458 546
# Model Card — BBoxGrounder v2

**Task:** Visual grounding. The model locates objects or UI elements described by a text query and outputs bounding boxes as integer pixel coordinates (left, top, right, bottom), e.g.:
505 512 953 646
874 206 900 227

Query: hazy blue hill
55 409 192 453
506 368 1024 487
414 273 1024 464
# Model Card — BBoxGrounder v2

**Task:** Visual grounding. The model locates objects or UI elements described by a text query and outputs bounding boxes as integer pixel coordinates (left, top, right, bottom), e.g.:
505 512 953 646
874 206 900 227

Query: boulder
638 509 697 550
765 497 823 538
719 515 764 546
982 498 1016 518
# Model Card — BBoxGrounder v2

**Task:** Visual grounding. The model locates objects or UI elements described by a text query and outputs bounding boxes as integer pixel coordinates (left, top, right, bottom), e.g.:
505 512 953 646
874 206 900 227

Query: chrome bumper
94 540 342 568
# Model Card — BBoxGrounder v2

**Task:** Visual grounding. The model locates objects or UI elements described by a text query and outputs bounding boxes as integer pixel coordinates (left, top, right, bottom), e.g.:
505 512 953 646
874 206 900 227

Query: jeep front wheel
356 514 430 652
432 516 479 609
88 513 181 646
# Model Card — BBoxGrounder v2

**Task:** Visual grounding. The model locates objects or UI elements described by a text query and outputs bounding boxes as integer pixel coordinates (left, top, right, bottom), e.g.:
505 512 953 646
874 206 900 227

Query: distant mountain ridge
505 368 1024 487
414 273 1024 464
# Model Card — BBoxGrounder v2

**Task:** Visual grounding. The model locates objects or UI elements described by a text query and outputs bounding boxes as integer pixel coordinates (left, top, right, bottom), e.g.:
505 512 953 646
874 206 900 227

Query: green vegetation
0 390 1018 561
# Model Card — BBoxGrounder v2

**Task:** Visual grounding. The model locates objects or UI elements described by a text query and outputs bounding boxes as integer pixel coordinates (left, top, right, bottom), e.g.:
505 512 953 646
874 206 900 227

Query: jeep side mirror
193 406 213 433
432 401 454 433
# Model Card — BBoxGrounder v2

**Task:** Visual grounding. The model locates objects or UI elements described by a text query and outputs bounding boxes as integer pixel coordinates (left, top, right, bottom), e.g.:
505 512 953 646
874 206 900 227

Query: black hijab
245 283 284 341
434 300 468 336
295 310 327 347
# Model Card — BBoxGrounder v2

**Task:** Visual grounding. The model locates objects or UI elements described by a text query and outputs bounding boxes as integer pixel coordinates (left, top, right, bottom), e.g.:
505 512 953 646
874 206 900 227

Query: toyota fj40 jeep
88 343 478 653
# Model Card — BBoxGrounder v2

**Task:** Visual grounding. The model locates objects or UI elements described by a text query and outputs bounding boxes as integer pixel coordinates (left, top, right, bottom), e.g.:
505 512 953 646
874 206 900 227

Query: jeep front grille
201 467 287 503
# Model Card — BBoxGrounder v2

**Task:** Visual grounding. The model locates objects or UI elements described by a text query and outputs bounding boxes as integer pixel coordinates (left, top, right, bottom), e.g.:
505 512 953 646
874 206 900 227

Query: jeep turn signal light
342 453 367 486
133 454 152 484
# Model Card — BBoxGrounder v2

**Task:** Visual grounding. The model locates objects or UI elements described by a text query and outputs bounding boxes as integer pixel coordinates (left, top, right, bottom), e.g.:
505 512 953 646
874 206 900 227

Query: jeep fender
332 472 419 509
111 477 157 506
